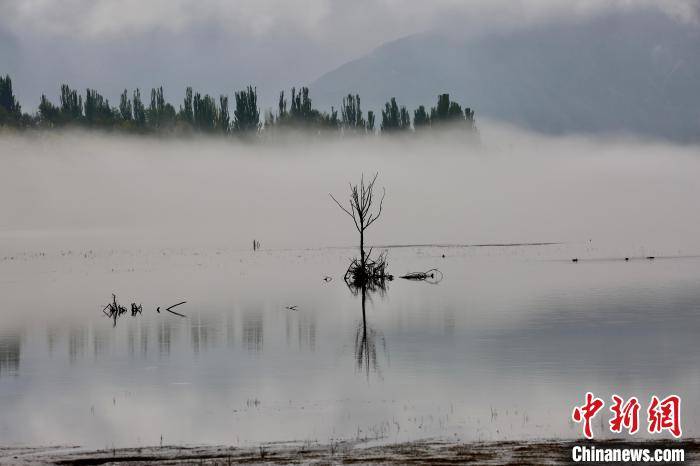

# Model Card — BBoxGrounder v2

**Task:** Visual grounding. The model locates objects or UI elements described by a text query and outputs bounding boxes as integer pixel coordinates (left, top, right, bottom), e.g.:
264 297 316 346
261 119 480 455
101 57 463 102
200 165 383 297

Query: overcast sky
1 0 698 109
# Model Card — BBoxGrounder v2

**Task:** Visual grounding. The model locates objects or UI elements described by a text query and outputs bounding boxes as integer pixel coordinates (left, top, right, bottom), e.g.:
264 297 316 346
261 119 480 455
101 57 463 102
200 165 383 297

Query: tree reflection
191 314 219 354
242 311 264 353
68 325 87 363
158 320 173 356
353 284 386 380
0 331 21 377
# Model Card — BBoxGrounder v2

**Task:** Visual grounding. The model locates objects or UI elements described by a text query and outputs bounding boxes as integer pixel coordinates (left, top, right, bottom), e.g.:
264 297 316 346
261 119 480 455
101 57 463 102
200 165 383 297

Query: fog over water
2 126 700 253
1 127 700 448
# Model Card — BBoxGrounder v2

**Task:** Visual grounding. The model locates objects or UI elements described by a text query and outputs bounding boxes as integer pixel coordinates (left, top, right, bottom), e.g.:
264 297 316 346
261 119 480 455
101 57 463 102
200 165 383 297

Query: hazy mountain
311 10 700 142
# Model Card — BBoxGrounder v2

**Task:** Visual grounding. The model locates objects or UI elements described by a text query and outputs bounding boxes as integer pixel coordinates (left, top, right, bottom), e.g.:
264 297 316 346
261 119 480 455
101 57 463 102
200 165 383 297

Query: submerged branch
102 295 187 325
399 268 443 284
344 250 393 292
164 301 187 317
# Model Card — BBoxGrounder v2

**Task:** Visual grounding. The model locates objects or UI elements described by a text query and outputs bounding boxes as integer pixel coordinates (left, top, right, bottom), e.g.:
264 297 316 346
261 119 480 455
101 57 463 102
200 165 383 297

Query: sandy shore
2 439 697 465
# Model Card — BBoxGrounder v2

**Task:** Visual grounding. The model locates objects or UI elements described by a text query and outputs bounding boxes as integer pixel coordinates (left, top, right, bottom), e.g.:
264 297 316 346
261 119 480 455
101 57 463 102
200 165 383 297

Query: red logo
609 395 640 434
648 395 682 438
572 392 605 439
573 393 682 439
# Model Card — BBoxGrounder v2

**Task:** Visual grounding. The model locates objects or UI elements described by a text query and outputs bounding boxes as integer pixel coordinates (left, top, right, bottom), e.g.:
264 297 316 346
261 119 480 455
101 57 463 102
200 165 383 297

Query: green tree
146 87 176 130
289 87 314 123
400 107 411 129
60 84 82 123
193 92 218 132
119 90 133 121
430 93 464 124
132 89 146 128
429 93 477 133
217 95 230 133
413 105 429 130
341 94 365 134
431 93 449 122
233 86 260 133
84 88 114 127
277 91 287 121
179 87 194 125
271 86 338 135
366 111 375 133
38 95 60 127
380 98 410 133
320 106 339 133
0 75 21 125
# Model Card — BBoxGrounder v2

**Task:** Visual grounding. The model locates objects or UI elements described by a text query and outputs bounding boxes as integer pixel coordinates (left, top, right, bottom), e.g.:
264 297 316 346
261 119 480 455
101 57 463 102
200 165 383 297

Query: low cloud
1 0 698 113
2 0 698 47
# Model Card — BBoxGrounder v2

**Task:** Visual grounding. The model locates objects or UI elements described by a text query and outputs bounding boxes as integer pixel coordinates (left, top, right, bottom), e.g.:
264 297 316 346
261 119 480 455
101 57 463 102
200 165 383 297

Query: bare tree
330 173 386 271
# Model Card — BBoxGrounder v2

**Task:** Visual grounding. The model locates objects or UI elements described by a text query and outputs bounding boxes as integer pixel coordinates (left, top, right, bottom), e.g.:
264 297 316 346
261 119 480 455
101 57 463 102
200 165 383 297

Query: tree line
0 74 477 137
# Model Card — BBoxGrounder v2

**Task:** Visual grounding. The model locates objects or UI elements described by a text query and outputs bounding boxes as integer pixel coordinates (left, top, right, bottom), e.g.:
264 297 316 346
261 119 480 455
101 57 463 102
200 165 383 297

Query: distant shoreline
1 76 478 139
3 439 697 465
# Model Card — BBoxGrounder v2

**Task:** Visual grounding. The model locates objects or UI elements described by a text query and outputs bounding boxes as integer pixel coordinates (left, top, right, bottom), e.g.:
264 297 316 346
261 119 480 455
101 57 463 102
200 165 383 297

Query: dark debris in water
103 294 128 327
131 303 143 315
399 268 443 284
104 295 186 326
164 301 187 317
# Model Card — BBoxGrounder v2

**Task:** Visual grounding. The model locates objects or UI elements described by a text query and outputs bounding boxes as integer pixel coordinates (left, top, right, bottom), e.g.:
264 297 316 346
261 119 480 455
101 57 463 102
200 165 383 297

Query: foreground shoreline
2 439 697 465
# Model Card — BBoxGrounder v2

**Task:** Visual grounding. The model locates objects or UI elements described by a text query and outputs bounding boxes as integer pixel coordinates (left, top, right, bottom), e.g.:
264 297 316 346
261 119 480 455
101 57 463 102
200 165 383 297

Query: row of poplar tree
0 75 476 136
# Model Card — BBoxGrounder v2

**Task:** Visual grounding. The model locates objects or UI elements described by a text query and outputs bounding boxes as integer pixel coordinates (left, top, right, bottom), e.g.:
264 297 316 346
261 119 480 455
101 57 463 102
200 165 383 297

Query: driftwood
131 303 143 316
399 268 443 284
164 301 187 317
103 294 128 327
104 295 187 326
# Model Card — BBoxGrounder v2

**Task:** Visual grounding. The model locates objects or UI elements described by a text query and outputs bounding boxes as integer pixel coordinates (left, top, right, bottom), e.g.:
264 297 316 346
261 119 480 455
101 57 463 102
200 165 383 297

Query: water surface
1 131 700 448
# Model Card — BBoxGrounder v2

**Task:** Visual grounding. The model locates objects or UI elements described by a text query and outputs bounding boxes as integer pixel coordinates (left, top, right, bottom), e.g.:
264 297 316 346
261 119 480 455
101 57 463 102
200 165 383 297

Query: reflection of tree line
0 301 384 377
242 312 264 353
191 315 216 354
285 312 317 352
68 326 87 363
0 301 389 381
0 309 322 374
0 332 20 376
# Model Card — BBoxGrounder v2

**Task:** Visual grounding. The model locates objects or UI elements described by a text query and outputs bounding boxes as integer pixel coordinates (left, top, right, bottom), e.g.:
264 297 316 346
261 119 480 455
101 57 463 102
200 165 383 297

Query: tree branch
330 193 361 232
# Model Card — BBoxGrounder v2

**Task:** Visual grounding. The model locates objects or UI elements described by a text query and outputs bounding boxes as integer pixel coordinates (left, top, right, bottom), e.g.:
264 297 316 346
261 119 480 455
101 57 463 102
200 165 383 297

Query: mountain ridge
310 10 700 141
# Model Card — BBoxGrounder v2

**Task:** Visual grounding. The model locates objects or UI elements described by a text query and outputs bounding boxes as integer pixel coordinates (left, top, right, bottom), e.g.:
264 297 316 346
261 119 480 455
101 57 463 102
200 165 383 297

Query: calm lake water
1 131 700 448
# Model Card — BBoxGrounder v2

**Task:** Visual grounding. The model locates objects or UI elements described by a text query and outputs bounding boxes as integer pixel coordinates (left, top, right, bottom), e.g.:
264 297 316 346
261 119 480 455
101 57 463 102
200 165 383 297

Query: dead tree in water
330 173 388 284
